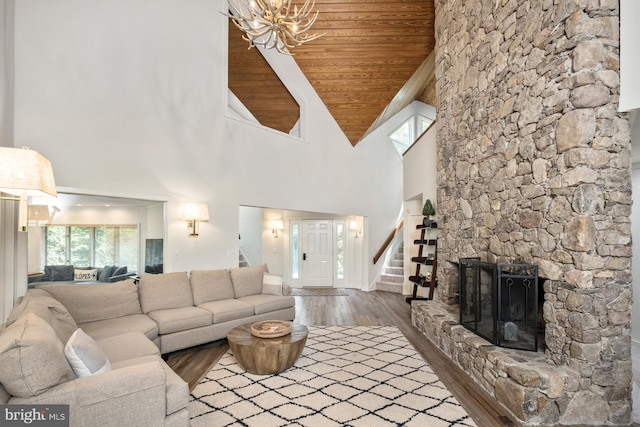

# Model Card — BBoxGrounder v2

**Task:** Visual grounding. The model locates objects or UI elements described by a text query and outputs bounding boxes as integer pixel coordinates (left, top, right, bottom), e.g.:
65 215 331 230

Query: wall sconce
179 202 209 237
349 220 361 238
0 147 58 231
270 220 284 238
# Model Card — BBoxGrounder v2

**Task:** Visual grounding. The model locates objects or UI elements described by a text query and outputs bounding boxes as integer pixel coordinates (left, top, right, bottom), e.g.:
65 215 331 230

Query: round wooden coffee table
227 322 308 375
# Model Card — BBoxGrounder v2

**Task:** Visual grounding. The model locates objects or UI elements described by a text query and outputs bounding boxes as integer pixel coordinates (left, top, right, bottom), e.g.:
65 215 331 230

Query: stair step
380 273 403 283
382 267 404 277
385 267 404 276
376 281 403 294
390 259 403 267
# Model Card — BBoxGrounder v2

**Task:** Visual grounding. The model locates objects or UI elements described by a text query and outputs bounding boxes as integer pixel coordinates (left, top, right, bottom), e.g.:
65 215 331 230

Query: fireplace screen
459 258 539 351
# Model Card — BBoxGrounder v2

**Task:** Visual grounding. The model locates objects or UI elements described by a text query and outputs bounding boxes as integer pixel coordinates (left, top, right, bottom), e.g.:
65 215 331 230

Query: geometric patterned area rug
289 288 349 296
189 326 477 426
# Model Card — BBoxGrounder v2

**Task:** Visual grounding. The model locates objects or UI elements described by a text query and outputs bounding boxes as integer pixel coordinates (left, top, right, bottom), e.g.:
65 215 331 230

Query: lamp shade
28 205 52 222
0 147 57 197
179 202 209 221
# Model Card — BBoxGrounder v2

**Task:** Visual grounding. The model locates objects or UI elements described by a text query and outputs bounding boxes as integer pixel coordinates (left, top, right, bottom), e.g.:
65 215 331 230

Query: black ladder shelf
406 219 437 304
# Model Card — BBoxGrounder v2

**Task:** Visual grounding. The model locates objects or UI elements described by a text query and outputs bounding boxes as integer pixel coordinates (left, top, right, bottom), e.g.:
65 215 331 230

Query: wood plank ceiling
227 0 436 146
228 25 300 134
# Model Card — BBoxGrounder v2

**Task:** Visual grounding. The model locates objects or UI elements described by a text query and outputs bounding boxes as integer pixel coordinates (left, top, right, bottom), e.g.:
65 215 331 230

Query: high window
390 115 434 156
45 225 139 270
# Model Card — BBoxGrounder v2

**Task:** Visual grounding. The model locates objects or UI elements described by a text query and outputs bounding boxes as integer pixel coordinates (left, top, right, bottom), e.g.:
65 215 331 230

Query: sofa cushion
147 307 212 335
6 289 78 344
64 328 111 377
79 314 159 343
45 265 74 281
112 355 189 416
229 264 268 298
0 313 75 397
198 299 255 323
97 332 161 363
190 269 235 304
39 280 142 323
139 272 193 313
238 294 295 315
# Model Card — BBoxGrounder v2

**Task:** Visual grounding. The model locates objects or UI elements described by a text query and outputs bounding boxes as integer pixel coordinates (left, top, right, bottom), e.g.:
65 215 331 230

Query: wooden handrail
373 219 404 264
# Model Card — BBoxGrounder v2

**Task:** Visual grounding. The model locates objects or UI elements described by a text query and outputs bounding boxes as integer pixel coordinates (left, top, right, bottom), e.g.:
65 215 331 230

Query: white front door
302 220 333 287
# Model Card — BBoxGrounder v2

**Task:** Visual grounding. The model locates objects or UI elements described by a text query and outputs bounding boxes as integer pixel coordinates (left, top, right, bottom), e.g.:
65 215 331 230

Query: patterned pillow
74 269 98 282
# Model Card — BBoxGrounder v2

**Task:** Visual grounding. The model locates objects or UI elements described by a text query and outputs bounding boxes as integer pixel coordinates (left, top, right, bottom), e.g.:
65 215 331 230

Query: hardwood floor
167 289 519 426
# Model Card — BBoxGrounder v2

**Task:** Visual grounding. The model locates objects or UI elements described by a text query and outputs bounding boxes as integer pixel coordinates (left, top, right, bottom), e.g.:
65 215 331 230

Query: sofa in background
0 264 294 427
28 264 136 288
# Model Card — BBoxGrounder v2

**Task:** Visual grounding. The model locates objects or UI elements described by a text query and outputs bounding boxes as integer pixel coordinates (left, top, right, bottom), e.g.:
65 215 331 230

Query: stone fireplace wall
433 0 632 425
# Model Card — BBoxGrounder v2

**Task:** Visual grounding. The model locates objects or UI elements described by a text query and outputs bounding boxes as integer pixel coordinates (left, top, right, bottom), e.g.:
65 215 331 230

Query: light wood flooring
166 289 520 426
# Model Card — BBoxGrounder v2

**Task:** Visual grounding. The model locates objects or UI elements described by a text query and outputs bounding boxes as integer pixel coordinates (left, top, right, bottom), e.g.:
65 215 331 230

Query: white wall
620 0 640 111
146 204 164 239
0 0 19 322
9 1 403 289
632 109 640 424
403 124 437 205
402 124 437 296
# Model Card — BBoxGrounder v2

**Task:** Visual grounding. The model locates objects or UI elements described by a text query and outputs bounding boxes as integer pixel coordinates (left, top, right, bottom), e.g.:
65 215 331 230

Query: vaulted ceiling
228 0 436 145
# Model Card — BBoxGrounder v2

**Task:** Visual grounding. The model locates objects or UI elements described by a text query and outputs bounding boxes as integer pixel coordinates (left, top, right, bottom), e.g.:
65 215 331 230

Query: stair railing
373 219 404 264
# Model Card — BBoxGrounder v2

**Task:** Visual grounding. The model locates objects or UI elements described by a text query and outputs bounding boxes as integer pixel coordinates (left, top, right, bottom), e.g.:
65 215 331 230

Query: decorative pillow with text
74 269 98 282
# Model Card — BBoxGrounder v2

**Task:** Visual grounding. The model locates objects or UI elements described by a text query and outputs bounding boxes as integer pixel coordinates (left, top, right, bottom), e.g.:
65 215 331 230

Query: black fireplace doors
459 258 539 351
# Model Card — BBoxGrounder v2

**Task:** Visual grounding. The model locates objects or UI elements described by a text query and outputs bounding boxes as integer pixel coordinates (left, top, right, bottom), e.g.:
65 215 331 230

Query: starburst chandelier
224 0 323 54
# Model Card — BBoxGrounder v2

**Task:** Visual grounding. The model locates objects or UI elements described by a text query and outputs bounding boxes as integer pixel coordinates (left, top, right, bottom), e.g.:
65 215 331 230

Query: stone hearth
413 300 594 425
430 0 632 425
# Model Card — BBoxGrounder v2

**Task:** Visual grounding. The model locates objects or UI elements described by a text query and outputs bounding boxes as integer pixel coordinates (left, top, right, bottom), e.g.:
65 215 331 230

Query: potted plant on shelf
422 199 435 218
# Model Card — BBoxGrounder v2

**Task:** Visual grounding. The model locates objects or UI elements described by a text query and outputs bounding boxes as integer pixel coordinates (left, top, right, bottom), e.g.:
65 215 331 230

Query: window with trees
45 225 139 270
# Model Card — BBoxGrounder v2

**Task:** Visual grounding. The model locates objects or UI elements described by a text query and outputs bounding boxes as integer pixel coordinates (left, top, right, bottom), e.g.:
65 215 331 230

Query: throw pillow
98 265 117 282
46 265 74 281
113 266 128 276
64 329 111 378
74 268 98 282
262 273 284 295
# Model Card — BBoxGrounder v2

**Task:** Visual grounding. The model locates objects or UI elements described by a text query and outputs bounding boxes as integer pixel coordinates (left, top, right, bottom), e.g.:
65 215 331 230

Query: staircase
239 250 249 267
376 243 404 294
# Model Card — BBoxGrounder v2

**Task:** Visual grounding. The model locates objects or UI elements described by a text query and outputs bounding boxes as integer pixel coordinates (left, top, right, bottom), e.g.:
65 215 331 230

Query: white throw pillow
64 329 111 377
74 269 98 282
262 273 284 295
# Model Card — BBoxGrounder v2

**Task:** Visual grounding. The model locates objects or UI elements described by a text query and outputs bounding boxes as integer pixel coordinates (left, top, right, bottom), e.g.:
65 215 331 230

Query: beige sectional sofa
0 264 295 427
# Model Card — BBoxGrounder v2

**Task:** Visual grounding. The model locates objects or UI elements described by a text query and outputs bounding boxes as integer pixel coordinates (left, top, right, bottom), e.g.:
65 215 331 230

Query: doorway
238 206 363 289
301 220 333 287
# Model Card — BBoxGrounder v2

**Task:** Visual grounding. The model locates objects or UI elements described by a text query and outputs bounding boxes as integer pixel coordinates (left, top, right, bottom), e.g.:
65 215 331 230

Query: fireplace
459 258 539 352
